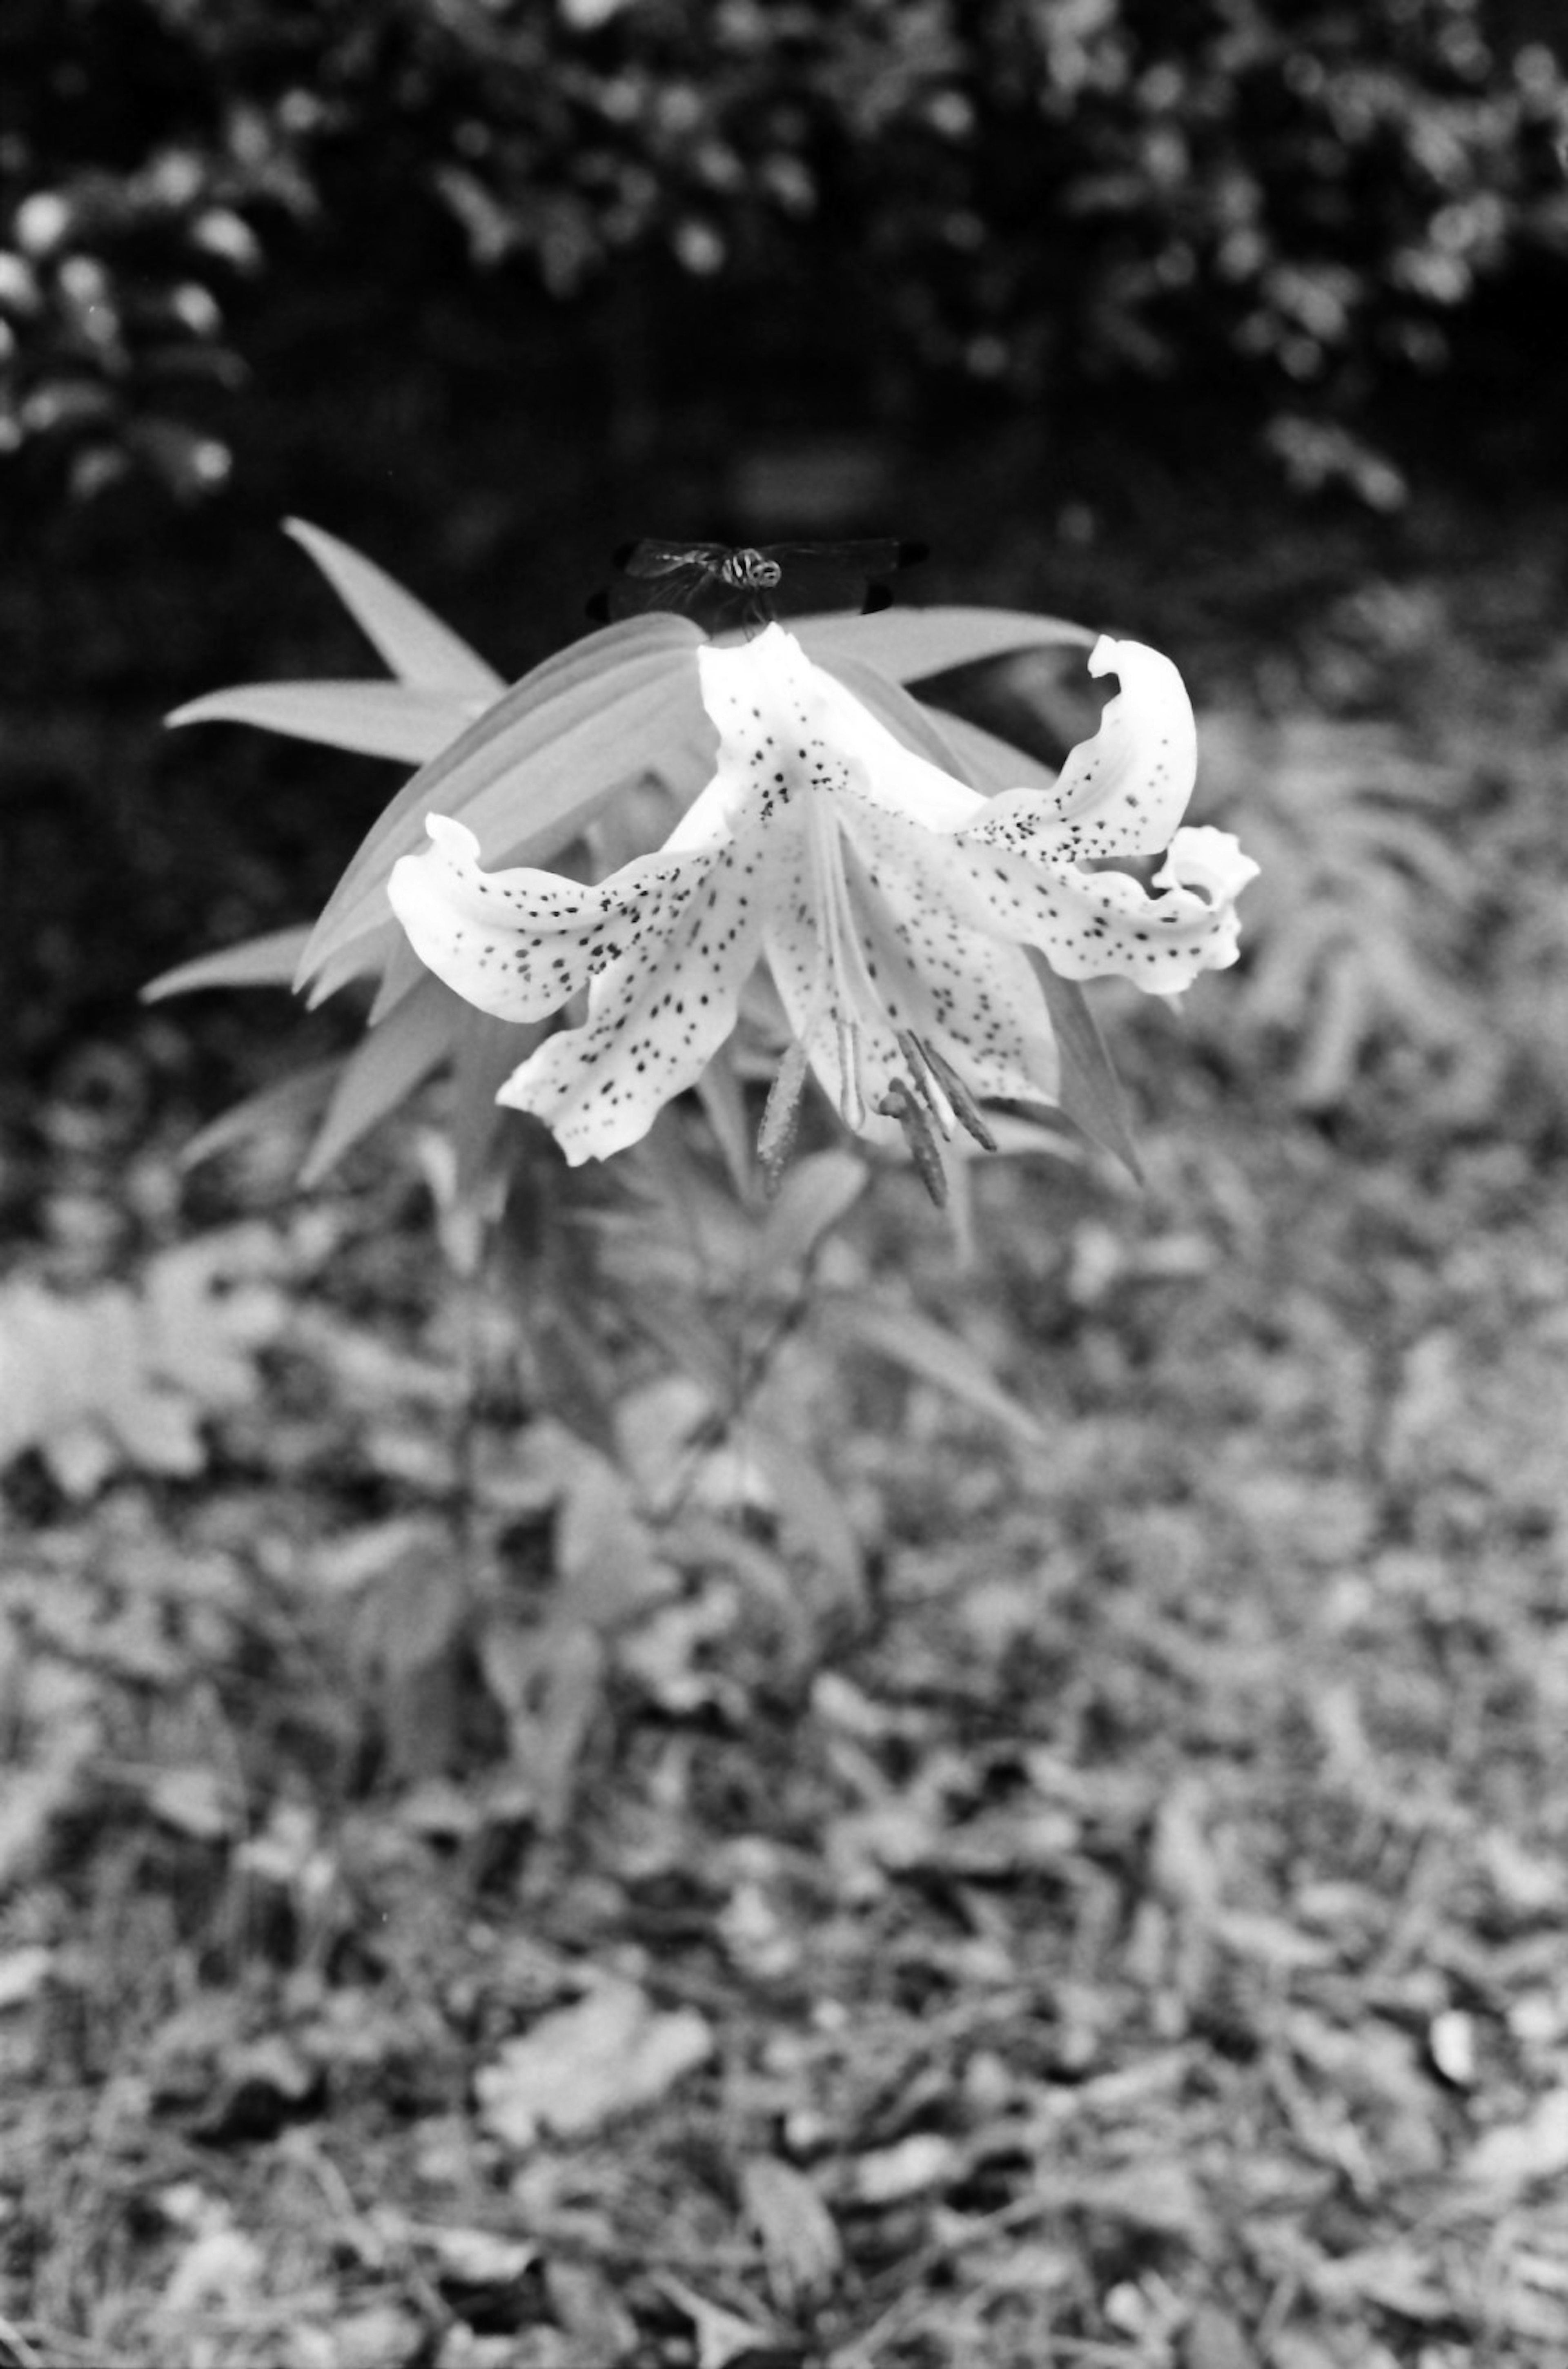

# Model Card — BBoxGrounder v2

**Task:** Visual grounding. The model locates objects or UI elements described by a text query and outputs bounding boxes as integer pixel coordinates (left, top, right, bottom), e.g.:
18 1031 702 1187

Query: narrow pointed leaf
808 651 1054 800
820 1294 1046 1448
367 930 432 1025
621 1289 737 1406
693 1055 756 1203
452 1010 539 1200
143 925 312 1002
751 1151 866 1285
747 1424 864 1604
304 918 402 1008
284 518 504 695
797 605 1095 684
926 709 1060 796
299 970 466 1185
298 619 707 991
169 682 485 762
815 649 1061 832
820 654 982 779
179 1061 345 1169
1029 954 1143 1183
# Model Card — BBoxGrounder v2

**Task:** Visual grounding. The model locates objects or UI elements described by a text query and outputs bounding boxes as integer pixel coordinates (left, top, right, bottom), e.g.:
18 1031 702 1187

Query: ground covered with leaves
4 524 1568 2369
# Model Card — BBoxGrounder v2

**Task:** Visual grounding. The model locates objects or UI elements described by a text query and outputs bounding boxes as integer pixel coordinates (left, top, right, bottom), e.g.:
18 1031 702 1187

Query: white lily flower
387 625 1256 1174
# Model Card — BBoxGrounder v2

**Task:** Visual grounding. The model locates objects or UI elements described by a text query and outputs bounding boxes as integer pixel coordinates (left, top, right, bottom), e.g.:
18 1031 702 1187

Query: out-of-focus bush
2 0 1564 498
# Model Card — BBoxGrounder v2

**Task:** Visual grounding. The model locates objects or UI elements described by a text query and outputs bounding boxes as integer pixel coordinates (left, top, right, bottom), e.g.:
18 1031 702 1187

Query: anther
757 1038 812 1191
912 1036 998 1152
876 1076 948 1208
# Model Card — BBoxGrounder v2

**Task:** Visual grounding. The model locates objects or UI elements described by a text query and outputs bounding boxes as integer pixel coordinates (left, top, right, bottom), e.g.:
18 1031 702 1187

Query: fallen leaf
145 1763 244 1841
316 2303 427 2369
197 2035 321 2142
1212 1908 1339 1970
1263 2340 1340 2369
0 1763 82 1892
422 2226 538 2289
1427 2008 1477 2088
476 1979 713 2151
162 2223 264 2313
479 1620 607 1831
1461 2088 1568 2193
659 2273 781 2369
1481 1827 1566 1919
1182 2301 1254 2369
742 2155 842 2313
437 2331 549 2369
1076 2158 1212 2246
0 1943 53 2011
1149 1777 1223 1923
544 2257 638 2362
849 2131 959 2206
1311 2242 1449 2323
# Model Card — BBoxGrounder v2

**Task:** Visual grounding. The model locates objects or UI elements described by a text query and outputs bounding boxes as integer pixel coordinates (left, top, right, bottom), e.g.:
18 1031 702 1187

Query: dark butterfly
586 537 927 632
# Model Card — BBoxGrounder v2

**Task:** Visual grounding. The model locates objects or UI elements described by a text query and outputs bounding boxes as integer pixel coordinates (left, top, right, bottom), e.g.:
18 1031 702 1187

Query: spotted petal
494 829 773 1162
693 627 985 841
949 824 1256 992
384 622 1257 1178
949 635 1255 993
964 635 1197 859
760 785 1060 1123
387 815 722 1025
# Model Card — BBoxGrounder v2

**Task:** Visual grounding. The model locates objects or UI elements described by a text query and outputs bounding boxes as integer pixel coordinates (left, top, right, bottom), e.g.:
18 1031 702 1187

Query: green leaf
797 605 1095 684
299 970 466 1185
751 1151 866 1285
692 1054 756 1204
819 1293 1047 1448
620 1286 737 1407
179 1062 345 1170
451 1009 538 1201
304 918 402 1008
820 654 982 776
367 930 431 1025
169 681 486 762
1029 954 1144 1183
297 617 707 992
556 1453 673 1629
927 709 1060 796
284 518 504 695
746 1424 864 1607
497 1204 626 1462
143 925 312 1002
809 653 1057 800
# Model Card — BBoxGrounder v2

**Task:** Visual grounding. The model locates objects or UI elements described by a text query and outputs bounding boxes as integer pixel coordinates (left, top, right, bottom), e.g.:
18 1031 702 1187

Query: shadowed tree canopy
1 0 1565 500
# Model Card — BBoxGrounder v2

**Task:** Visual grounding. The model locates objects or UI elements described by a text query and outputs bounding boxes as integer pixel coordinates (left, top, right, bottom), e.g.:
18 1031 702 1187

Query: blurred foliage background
2 0 1566 1156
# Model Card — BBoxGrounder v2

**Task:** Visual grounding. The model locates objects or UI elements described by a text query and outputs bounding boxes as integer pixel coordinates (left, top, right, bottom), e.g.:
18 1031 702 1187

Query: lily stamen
910 1035 999 1153
894 1030 957 1139
757 1037 812 1182
876 1077 949 1208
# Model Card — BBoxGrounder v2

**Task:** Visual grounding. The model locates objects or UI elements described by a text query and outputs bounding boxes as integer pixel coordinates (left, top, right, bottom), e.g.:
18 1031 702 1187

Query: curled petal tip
1159 825 1262 902
424 812 476 855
